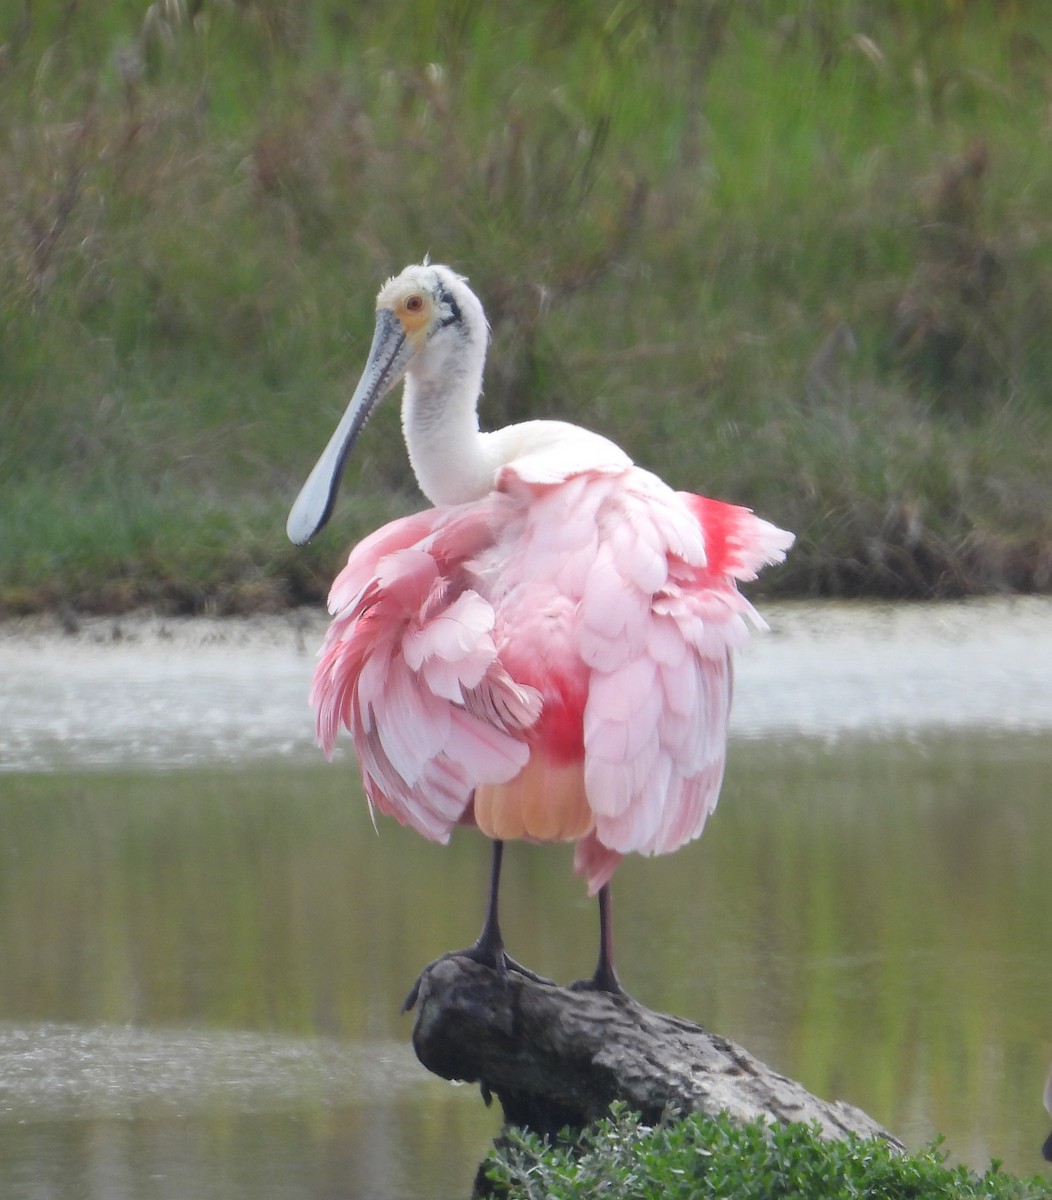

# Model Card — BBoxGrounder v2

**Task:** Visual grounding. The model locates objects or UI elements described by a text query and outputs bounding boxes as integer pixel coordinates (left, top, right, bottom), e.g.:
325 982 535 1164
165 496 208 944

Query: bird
286 262 793 1001
1043 1062 1052 1162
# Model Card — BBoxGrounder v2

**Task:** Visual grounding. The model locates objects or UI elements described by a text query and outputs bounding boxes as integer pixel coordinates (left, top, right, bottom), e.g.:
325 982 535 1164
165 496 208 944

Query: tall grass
2 0 1051 612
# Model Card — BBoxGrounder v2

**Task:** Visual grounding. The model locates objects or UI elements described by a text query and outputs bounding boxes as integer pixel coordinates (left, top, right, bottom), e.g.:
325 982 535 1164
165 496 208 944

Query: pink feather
313 461 791 893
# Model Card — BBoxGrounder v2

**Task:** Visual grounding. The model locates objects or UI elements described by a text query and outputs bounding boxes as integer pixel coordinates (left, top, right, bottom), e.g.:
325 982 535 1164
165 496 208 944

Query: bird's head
286 262 484 545
375 262 483 355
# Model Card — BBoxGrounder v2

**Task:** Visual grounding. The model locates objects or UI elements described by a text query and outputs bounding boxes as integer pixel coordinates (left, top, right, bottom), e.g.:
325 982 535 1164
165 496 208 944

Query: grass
2 1 1052 612
481 1104 1051 1200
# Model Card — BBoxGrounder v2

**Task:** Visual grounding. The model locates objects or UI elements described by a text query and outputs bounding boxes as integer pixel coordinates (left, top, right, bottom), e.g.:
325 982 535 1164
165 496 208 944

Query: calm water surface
1 604 1051 1197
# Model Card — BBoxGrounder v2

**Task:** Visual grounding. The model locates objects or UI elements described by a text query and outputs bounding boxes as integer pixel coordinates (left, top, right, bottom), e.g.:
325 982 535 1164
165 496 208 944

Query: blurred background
2 0 1052 614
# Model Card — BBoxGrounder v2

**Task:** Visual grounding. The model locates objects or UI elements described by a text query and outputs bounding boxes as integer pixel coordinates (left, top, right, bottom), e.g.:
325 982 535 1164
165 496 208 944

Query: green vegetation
482 1105 1050 1199
3 1 1052 612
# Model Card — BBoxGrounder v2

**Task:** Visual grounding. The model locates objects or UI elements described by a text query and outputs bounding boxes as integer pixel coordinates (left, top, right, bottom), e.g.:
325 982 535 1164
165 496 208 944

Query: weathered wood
411 955 902 1149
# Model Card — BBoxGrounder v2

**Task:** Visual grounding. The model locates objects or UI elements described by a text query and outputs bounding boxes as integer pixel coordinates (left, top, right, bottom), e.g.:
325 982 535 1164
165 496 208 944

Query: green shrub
483 1104 1051 1200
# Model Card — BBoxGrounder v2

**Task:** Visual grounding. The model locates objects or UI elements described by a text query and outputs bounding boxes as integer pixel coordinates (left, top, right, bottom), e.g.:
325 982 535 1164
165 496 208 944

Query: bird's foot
569 883 635 1000
569 960 632 1000
401 941 551 1012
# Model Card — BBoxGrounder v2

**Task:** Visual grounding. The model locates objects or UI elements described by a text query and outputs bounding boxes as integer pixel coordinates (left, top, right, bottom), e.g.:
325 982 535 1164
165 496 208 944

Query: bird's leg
456 839 548 978
572 883 628 995
402 840 549 1012
591 883 624 993
471 838 508 968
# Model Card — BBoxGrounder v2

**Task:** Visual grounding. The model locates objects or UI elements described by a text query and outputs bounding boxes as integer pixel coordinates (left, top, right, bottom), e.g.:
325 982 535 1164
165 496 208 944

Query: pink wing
313 499 543 841
491 467 791 890
312 464 793 891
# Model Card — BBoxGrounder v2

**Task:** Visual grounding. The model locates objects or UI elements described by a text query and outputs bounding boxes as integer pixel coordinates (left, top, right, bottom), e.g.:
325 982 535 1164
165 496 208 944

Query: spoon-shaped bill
287 308 414 545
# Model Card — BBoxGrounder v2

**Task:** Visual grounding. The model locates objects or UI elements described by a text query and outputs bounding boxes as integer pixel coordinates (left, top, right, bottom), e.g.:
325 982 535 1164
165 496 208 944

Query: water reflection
1 735 1050 1197
0 1024 464 1199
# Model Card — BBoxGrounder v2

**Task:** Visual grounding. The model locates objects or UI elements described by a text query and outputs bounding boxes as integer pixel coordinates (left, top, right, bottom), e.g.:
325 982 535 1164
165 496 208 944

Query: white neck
401 307 498 506
399 274 633 506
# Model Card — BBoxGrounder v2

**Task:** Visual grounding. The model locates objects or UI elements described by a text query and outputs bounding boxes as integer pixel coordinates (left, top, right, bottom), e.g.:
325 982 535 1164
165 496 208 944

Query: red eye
405 294 425 313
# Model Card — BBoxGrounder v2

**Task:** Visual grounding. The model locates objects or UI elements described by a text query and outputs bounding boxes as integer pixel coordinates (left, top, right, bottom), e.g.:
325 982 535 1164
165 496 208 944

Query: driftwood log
411 955 903 1150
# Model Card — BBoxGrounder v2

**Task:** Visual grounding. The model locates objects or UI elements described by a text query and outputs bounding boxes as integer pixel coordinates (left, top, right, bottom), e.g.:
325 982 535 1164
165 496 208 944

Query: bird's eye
405 294 425 313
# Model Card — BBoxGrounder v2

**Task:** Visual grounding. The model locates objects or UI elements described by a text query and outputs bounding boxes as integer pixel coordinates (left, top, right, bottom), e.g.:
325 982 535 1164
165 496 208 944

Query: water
1 602 1051 1197
4 599 1052 773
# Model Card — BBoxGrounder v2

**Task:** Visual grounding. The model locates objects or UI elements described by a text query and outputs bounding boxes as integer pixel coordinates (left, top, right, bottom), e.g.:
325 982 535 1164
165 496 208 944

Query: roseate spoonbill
287 263 792 999
1043 1063 1052 1161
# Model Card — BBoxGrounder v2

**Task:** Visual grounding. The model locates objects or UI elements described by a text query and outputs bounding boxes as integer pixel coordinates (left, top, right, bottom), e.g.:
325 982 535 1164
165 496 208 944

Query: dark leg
471 838 508 968
592 883 624 993
572 883 628 995
402 840 547 1011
